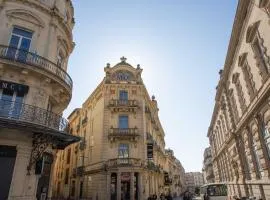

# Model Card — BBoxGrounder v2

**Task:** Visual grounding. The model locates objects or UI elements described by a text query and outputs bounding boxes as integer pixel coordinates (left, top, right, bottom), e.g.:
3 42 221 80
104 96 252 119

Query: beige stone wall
0 0 75 199
53 59 186 199
208 0 270 199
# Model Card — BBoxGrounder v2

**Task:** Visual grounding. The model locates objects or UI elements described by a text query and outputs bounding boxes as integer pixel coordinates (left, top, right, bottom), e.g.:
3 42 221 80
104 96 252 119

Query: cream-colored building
202 147 214 184
208 0 270 199
0 0 79 199
52 58 186 200
185 172 204 193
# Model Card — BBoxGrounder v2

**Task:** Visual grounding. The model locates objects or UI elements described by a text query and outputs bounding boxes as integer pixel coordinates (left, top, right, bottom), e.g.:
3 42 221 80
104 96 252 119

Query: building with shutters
0 0 79 199
208 0 270 199
52 57 186 200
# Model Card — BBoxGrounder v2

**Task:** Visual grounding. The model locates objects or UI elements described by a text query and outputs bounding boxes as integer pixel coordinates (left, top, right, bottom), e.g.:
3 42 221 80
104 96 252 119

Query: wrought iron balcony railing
108 99 139 113
0 45 72 90
107 158 142 168
108 127 140 142
0 99 69 132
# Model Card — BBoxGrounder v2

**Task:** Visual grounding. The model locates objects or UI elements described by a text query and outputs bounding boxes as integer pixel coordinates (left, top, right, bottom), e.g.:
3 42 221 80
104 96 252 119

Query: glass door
7 27 33 62
0 89 24 118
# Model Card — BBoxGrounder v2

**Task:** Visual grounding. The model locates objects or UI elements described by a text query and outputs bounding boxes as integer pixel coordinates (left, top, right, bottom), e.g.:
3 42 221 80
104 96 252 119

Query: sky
64 0 238 172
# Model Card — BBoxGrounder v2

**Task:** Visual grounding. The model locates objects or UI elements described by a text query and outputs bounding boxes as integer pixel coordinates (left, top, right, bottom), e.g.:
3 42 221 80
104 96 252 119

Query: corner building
0 0 79 199
53 58 186 200
208 0 270 199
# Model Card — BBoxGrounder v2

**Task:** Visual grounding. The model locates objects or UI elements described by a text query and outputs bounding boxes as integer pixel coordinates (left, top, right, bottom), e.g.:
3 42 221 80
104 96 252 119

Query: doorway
0 145 17 200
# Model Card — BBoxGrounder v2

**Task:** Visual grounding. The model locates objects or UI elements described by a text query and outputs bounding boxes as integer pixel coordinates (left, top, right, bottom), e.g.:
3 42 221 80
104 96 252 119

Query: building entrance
121 180 130 200
0 145 17 200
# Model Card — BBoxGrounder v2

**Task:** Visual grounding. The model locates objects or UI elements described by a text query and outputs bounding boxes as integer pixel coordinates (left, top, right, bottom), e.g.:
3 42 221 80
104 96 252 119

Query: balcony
107 158 142 168
164 172 173 185
108 127 140 142
108 99 139 113
0 99 80 149
147 160 161 172
0 45 72 93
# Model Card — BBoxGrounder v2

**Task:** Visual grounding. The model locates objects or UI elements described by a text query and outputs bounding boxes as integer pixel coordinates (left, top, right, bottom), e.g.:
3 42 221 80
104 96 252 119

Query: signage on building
0 80 29 94
121 172 130 181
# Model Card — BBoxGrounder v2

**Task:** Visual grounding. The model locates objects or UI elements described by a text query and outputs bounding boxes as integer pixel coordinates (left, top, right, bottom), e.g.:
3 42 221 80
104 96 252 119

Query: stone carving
6 9 45 28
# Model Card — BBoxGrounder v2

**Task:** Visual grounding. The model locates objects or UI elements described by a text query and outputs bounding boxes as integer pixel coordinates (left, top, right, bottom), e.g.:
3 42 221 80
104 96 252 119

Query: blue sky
65 0 238 172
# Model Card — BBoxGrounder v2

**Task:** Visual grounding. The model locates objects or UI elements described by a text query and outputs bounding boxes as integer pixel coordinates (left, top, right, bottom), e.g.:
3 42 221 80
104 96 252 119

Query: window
119 115 128 129
252 37 269 73
66 148 71 164
0 86 25 118
118 144 129 158
64 168 69 184
119 90 128 100
7 27 33 62
262 125 270 158
252 138 262 177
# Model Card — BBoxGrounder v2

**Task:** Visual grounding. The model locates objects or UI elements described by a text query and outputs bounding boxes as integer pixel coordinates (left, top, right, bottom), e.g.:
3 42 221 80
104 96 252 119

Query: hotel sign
0 80 29 94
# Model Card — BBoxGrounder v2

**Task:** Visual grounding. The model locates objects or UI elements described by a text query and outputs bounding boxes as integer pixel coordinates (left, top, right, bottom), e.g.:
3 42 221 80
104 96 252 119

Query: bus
200 183 228 200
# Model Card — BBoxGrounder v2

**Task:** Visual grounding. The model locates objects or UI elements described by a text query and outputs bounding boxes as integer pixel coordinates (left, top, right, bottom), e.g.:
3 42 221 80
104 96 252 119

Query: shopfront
110 172 140 200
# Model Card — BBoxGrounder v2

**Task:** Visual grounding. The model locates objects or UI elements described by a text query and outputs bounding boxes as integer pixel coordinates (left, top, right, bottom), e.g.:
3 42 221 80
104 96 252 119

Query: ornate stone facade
0 0 79 199
208 0 270 199
202 147 214 184
52 58 186 200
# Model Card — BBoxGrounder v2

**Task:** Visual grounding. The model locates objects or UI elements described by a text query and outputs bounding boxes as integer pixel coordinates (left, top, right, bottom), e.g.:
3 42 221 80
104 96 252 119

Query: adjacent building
185 172 204 193
208 0 270 199
52 58 186 200
0 0 79 199
202 147 214 184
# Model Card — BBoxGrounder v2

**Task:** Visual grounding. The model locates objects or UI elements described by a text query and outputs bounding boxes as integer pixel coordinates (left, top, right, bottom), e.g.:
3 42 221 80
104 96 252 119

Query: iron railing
0 45 72 90
107 158 142 167
0 99 69 132
109 99 138 107
109 127 138 136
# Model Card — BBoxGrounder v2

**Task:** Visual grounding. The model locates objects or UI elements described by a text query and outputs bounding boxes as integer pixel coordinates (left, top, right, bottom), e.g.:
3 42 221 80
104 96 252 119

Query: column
130 172 134 200
138 173 143 200
47 152 57 200
9 145 38 200
107 173 111 200
117 172 121 200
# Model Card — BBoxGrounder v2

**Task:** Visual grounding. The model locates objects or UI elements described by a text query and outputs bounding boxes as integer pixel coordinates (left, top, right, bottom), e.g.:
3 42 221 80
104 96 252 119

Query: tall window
66 148 71 164
119 115 128 129
7 27 33 61
64 168 69 184
119 90 128 100
252 138 262 178
0 87 25 118
118 144 129 158
262 124 270 158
